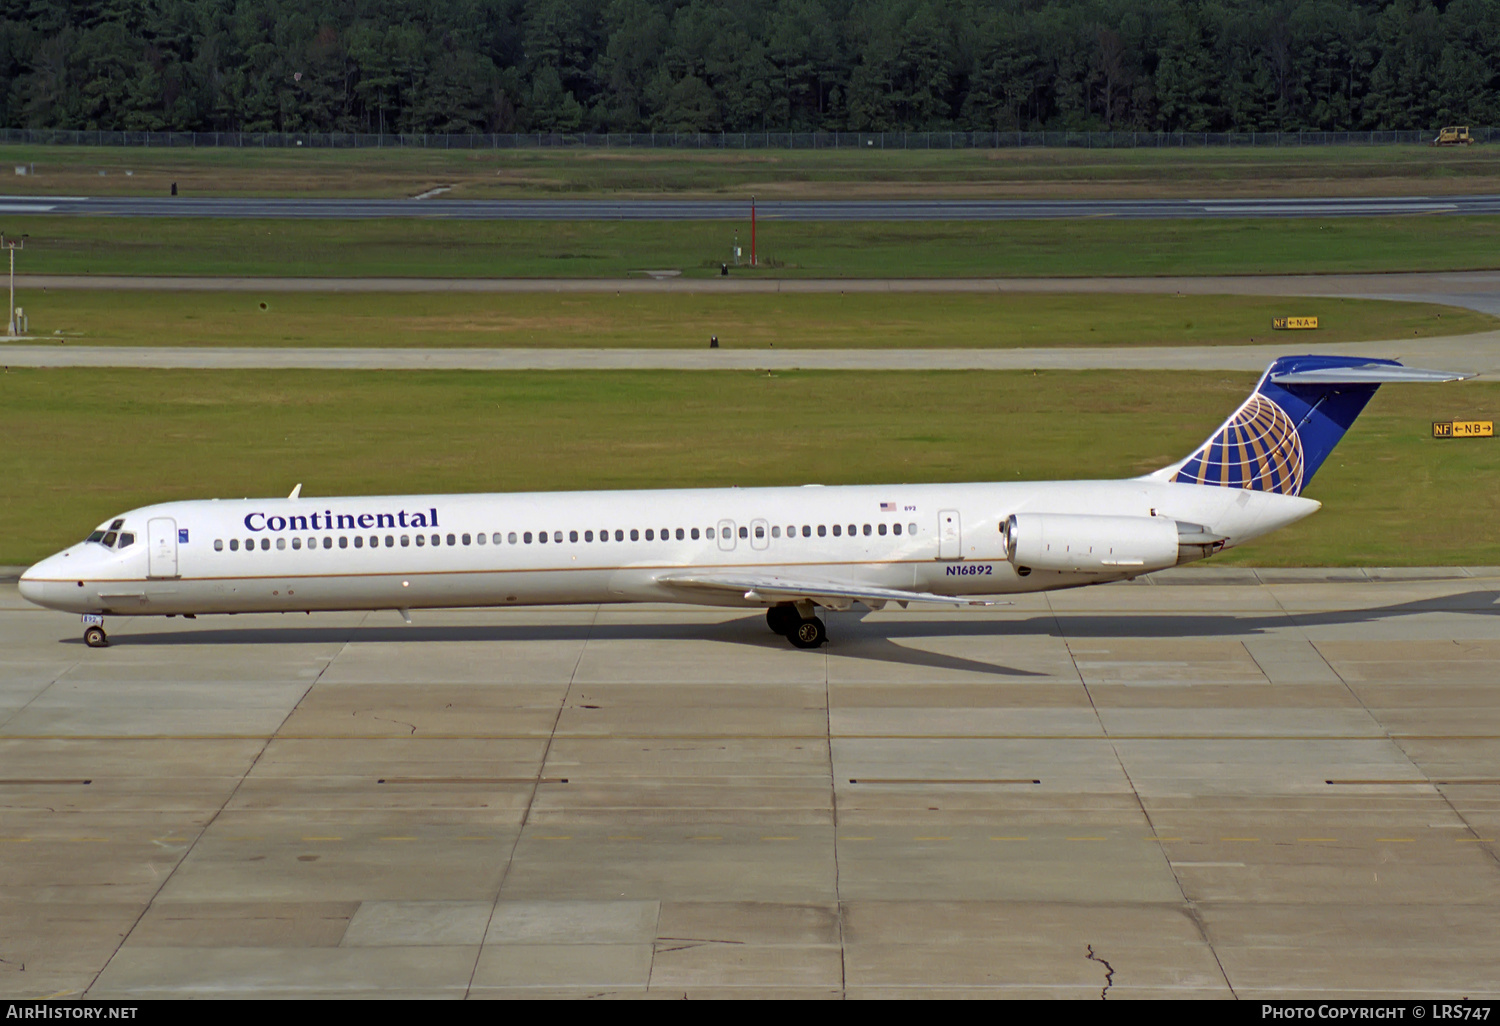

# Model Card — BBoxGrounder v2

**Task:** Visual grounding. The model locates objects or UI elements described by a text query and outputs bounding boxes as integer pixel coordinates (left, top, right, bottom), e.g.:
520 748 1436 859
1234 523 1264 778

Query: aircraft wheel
84 626 109 648
766 604 799 636
788 616 826 649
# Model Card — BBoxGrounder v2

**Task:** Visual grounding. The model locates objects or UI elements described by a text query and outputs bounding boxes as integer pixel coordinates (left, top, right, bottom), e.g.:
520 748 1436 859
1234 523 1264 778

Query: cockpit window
109 519 124 531
117 533 134 548
87 531 105 544
102 532 118 547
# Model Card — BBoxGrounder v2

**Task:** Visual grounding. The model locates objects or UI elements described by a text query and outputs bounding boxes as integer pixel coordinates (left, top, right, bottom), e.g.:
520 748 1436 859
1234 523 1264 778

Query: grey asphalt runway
5 334 1498 376
6 194 1500 219
5 568 1499 997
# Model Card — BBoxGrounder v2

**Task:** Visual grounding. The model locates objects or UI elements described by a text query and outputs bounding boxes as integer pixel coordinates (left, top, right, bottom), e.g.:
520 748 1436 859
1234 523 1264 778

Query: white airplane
19 355 1464 649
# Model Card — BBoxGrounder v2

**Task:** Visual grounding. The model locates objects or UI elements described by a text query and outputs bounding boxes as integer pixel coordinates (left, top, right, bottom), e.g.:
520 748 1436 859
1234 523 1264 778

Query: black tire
84 626 108 648
766 604 798 636
789 616 826 649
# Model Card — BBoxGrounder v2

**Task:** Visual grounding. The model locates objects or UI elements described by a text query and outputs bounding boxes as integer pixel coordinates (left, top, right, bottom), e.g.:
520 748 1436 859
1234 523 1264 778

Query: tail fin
1154 355 1467 496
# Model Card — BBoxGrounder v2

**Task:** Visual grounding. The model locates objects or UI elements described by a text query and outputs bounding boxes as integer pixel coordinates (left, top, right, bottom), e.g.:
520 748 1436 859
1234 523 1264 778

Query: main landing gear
766 604 827 649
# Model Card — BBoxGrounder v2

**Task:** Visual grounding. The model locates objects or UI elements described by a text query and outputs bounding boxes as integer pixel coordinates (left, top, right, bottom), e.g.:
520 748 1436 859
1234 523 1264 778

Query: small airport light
2 233 26 336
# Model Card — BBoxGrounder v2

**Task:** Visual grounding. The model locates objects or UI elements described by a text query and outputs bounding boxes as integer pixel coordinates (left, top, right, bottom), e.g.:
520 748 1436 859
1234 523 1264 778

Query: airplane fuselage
19 479 1319 618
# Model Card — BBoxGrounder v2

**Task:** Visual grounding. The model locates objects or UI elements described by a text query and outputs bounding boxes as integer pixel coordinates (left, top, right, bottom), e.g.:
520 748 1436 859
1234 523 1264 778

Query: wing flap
657 572 999 609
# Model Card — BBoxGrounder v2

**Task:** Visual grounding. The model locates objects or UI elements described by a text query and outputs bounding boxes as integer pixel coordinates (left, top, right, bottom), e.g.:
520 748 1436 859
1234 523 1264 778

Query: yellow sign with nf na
1273 317 1319 330
1432 420 1494 438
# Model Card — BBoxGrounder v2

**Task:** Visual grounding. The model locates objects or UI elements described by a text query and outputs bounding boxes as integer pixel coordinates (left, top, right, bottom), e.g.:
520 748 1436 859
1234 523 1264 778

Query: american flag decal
879 502 896 511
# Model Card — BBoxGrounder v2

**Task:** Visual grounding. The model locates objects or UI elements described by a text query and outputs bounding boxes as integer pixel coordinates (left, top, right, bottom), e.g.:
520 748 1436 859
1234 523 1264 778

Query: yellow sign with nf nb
1272 317 1319 330
1433 420 1494 438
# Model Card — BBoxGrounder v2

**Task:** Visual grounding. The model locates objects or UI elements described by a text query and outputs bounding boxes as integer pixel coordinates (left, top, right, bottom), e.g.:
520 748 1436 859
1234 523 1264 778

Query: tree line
2 0 1497 135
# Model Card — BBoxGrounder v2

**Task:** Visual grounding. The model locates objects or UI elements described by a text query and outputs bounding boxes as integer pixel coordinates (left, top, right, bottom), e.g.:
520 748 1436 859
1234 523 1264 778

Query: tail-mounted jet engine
1002 513 1225 574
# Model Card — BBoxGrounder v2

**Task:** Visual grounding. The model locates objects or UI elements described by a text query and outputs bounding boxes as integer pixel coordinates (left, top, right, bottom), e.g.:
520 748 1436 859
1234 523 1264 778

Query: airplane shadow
62 588 1500 677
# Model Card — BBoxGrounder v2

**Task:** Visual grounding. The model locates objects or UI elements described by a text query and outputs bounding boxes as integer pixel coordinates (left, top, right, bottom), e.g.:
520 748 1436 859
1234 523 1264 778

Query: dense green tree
4 0 1500 134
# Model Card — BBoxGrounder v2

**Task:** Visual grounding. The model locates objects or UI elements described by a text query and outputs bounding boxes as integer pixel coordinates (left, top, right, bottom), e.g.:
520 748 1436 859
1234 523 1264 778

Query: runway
3 567 1498 997
5 332 1499 377
5 194 1500 220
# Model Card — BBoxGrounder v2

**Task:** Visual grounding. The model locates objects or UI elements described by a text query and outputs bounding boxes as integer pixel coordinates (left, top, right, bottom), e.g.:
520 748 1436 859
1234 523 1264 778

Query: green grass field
9 214 1500 279
15 290 1487 349
3 367 1495 567
5 143 1500 200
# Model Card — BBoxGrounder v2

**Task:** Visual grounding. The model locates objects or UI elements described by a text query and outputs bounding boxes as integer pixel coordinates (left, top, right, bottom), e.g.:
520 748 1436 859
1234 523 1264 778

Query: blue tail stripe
1171 355 1399 496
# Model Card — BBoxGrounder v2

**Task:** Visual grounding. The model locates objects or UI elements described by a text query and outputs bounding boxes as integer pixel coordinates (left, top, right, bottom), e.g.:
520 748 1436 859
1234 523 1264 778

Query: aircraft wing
656 572 1001 611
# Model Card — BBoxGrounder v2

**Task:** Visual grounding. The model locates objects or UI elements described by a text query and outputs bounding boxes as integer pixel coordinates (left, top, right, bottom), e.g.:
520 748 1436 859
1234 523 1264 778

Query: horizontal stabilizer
1270 364 1470 385
658 573 1001 610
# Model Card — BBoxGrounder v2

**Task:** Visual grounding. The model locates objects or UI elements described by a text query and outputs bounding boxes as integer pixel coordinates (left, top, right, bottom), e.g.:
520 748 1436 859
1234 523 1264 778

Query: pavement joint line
762 836 799 841
1220 837 1261 842
1066 837 1107 841
913 836 952 841
1298 837 1340 842
10 731 1497 741
1376 838 1418 842
301 836 342 841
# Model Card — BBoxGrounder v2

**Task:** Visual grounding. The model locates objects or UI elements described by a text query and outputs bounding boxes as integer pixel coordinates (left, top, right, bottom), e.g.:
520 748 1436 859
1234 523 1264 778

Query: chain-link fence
1 128 1494 149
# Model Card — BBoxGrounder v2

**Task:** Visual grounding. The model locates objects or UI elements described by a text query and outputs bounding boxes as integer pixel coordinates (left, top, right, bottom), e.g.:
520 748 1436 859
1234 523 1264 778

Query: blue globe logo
1174 394 1305 495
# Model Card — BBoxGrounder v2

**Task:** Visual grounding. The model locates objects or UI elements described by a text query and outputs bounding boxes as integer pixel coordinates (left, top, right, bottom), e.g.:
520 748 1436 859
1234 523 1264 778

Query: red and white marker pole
750 195 756 267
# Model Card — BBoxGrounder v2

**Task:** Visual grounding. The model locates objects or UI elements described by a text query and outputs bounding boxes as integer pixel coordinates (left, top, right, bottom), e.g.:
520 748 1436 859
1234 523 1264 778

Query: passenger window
431 534 440 546
261 538 270 550
447 534 457 546
908 523 917 535
354 536 363 549
832 525 841 537
645 529 654 541
630 529 639 541
276 537 286 550
615 529 625 541
476 533 485 546
755 525 765 538
538 531 548 544
771 526 780 538
738 526 748 539
462 533 471 545
339 536 348 548
554 531 562 543
228 539 237 551
817 525 826 537
400 535 409 547
322 537 332 549
523 532 533 544
493 533 502 545
802 526 811 538
508 532 517 544
863 524 872 536
415 534 425 547
691 528 700 540
102 532 117 547
706 528 715 539
896 523 906 535
567 530 577 543
291 538 301 550
385 536 393 547
878 523 887 535
215 539 225 551
369 536 378 547
848 524 856 535
660 528 668 540
585 530 594 542
675 528 685 540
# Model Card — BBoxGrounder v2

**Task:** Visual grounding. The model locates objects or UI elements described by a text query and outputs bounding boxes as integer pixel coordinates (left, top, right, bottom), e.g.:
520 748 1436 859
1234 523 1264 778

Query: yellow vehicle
1433 126 1474 145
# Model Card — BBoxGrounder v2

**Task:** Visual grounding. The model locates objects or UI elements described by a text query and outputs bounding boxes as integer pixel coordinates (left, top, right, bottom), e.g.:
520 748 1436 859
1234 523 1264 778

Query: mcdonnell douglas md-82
20 356 1465 649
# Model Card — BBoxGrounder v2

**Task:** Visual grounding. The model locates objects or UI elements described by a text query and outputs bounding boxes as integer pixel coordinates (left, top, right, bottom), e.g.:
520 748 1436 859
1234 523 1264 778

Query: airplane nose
17 564 45 606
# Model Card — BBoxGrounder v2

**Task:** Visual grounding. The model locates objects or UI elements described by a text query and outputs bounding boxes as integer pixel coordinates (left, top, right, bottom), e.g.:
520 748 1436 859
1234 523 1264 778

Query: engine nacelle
1004 513 1183 574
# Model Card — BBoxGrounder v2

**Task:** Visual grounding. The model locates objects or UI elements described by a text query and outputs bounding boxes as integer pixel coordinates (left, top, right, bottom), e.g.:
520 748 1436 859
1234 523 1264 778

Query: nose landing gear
83 624 109 648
